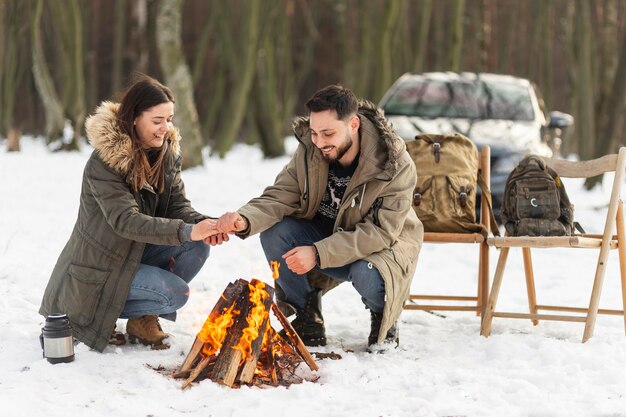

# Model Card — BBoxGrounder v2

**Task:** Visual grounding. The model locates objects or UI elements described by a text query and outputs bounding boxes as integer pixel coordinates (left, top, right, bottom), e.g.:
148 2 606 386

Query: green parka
237 101 423 343
39 102 207 352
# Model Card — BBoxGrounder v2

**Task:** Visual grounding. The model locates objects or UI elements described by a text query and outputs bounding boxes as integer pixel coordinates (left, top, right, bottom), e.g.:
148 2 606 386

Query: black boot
279 289 326 347
367 311 399 352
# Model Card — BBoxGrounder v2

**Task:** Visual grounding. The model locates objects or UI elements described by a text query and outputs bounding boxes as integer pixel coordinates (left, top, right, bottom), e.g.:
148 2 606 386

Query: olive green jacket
39 102 206 352
238 101 423 343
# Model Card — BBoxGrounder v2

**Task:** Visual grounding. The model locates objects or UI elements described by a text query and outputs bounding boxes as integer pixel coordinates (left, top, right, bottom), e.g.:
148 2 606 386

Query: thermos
40 314 75 364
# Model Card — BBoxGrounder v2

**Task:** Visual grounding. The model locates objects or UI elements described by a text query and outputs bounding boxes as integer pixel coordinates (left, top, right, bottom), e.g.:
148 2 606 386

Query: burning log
177 279 318 389
179 279 248 375
271 303 319 371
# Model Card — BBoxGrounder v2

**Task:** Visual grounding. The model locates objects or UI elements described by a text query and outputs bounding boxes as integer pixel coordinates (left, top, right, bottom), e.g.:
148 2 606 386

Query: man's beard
321 133 352 164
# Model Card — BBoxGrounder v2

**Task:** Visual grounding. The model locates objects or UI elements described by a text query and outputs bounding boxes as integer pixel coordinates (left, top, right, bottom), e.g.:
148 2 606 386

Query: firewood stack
173 278 319 389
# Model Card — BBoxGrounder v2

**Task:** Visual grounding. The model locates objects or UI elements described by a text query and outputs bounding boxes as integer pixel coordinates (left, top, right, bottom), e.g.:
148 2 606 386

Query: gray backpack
500 155 578 236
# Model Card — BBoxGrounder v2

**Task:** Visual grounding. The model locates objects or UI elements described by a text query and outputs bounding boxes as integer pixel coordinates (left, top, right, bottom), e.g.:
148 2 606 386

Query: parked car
379 72 574 213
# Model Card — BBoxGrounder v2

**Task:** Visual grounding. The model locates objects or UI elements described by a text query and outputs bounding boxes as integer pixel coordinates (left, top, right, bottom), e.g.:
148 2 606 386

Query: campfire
173 278 318 389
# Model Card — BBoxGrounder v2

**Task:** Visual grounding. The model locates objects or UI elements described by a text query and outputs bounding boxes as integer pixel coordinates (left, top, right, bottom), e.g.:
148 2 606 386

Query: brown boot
126 315 169 350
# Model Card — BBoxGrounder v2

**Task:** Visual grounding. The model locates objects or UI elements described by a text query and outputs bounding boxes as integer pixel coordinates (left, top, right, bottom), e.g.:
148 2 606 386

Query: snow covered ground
1 137 626 417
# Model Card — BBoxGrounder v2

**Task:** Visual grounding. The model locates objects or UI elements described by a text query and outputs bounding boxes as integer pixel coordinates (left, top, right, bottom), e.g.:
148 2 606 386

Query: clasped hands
195 212 318 274
189 212 247 246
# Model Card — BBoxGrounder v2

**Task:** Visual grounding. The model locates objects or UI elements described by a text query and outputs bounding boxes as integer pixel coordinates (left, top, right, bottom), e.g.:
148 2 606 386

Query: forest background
1 0 626 174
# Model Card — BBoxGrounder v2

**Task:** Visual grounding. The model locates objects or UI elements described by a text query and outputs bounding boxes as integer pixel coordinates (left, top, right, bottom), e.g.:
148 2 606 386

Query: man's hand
216 212 248 234
282 245 318 275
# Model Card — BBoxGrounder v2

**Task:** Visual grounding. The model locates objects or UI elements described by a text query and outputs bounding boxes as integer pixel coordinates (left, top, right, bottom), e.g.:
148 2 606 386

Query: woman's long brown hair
117 75 175 193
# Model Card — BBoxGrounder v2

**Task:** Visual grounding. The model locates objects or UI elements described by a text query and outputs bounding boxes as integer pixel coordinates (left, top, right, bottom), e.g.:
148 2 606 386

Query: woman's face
134 101 174 148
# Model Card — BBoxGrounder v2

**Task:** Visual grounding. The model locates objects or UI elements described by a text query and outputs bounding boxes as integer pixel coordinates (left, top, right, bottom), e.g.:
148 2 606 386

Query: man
218 85 423 350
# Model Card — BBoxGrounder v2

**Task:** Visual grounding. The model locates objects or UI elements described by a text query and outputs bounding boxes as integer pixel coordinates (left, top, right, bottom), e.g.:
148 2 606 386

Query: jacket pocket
390 245 412 275
59 264 110 327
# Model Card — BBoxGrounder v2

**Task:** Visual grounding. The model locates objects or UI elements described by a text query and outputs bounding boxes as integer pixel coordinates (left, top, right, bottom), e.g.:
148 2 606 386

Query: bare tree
31 0 65 145
215 0 261 157
412 0 433 72
573 0 596 160
251 0 317 157
156 0 204 169
112 0 127 93
2 0 30 152
49 0 85 150
448 0 465 72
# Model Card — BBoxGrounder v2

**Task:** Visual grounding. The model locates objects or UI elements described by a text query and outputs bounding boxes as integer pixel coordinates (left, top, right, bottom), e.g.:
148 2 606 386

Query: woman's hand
190 218 218 240
190 219 231 246
203 232 229 246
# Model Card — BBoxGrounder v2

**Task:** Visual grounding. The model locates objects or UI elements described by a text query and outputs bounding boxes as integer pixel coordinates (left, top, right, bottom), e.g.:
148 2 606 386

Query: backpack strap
573 221 586 234
415 135 442 163
477 171 501 237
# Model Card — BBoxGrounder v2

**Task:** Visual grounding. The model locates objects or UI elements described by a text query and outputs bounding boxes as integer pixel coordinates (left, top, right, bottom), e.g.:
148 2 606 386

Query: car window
383 79 535 121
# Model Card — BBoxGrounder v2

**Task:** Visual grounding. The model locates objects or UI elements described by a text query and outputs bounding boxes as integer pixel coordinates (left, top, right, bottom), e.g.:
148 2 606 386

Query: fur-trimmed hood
292 99 405 177
85 101 181 175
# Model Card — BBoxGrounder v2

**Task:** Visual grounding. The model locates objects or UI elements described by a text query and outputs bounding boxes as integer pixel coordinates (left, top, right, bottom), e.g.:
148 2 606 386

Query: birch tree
31 0 65 145
157 0 204 168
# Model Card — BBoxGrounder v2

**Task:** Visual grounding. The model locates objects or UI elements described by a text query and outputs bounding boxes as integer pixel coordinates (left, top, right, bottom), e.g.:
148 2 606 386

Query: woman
40 75 224 352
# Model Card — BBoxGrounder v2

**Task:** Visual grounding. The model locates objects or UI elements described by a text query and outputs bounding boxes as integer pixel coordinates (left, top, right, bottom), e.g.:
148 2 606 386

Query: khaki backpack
406 133 497 235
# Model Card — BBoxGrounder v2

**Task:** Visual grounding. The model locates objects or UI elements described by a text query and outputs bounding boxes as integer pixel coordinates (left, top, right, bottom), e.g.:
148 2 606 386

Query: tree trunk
540 0 553 110
66 0 85 150
0 0 5 134
215 0 261 157
412 0 433 72
597 6 626 153
112 0 127 94
573 0 595 160
31 0 65 144
7 127 20 152
374 0 402 101
448 0 465 72
156 0 204 169
130 0 148 73
584 13 626 188
2 0 29 151
251 2 284 158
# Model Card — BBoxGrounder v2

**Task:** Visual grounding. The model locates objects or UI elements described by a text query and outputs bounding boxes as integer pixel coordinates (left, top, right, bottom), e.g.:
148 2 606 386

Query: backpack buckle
413 192 422 206
433 142 441 163
459 186 467 207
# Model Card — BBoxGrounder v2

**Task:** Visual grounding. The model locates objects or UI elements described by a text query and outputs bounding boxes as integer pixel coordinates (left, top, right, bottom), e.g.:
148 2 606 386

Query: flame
197 302 236 357
270 261 280 280
232 280 270 361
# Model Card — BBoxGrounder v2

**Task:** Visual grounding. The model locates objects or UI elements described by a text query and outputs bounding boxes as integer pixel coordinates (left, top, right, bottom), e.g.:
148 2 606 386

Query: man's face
309 109 359 165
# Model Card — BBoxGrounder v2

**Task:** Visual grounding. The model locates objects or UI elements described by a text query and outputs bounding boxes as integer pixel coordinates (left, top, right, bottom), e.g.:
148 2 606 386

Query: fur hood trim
85 101 181 174
291 99 404 176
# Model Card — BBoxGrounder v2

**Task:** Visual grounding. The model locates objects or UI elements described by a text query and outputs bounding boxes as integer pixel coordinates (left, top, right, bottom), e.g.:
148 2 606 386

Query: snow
1 137 626 417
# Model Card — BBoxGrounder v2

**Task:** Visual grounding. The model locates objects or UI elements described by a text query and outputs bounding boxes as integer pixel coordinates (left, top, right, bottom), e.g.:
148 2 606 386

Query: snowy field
1 137 626 417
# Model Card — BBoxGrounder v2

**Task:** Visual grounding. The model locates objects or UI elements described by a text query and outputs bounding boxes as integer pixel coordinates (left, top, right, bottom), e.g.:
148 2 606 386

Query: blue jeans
260 217 385 313
120 240 210 321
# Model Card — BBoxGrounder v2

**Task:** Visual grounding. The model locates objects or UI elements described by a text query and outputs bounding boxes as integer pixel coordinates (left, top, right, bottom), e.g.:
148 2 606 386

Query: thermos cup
40 314 75 364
